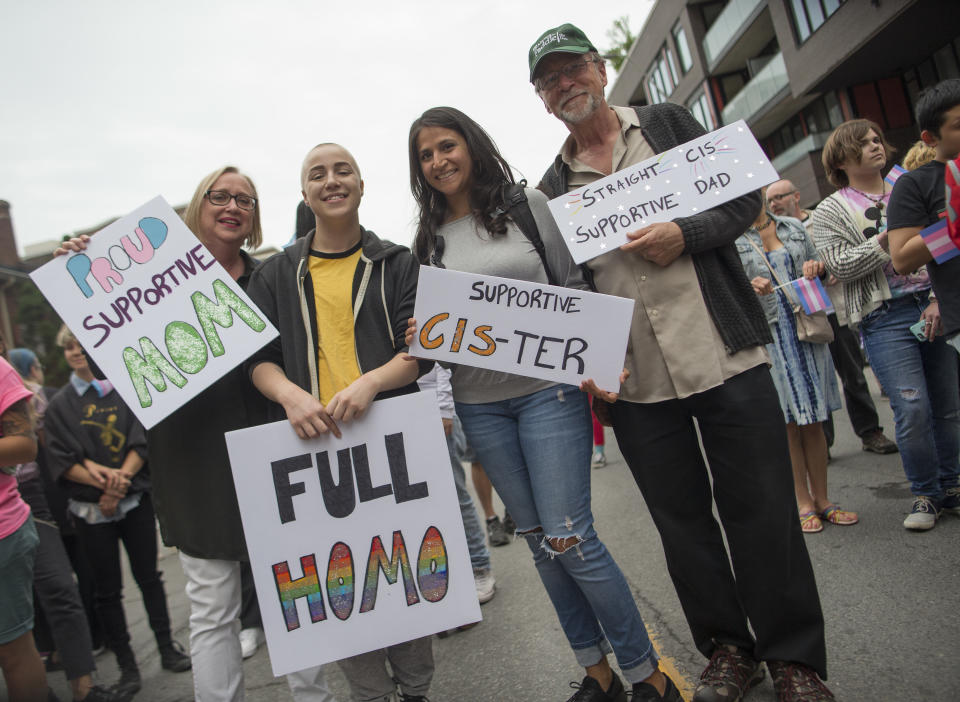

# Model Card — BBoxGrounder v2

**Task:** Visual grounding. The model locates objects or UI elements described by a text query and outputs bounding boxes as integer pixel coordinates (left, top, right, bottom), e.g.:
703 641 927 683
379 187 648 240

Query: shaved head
300 143 362 188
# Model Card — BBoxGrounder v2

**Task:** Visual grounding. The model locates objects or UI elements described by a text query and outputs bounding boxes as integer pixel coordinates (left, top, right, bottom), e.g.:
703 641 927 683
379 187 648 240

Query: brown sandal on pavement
819 505 859 525
799 511 823 533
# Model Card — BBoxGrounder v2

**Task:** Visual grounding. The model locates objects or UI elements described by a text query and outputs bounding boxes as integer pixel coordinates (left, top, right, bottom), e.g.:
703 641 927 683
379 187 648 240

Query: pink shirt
0 358 35 539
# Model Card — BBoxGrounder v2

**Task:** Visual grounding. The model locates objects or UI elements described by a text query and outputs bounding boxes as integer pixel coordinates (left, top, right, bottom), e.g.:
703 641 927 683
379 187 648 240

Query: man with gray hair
530 23 834 702
766 180 897 456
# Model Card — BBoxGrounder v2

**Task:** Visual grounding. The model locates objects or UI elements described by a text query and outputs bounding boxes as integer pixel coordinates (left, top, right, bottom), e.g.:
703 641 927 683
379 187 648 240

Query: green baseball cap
528 23 598 82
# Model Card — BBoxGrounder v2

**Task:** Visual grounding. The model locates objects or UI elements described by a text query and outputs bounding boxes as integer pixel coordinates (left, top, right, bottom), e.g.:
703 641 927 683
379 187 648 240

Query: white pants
179 553 336 702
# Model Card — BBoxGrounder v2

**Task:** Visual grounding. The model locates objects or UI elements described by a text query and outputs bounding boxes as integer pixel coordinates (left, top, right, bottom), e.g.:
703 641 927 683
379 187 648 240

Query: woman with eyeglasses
405 106 681 702
811 119 958 532
57 168 336 701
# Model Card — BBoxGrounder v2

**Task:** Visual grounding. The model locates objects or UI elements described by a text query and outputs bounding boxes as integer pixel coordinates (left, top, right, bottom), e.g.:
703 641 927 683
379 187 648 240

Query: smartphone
910 319 927 342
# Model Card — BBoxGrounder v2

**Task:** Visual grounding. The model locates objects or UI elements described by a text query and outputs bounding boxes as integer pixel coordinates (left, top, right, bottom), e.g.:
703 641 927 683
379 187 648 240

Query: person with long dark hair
406 106 680 702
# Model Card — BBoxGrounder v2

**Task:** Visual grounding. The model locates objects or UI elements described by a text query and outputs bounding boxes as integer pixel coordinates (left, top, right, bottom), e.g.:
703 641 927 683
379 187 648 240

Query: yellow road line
647 623 695 700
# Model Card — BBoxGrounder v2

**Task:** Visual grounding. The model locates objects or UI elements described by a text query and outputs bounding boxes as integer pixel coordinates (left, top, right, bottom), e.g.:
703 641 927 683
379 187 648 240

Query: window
789 0 845 44
673 21 693 74
688 91 715 131
645 45 679 104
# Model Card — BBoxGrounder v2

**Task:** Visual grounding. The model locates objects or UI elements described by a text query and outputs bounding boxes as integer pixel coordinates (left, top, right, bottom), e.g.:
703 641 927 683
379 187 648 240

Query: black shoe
81 684 132 702
486 516 510 546
503 511 517 535
112 664 141 697
632 673 683 701
693 644 763 701
565 674 627 702
398 695 431 702
159 640 192 672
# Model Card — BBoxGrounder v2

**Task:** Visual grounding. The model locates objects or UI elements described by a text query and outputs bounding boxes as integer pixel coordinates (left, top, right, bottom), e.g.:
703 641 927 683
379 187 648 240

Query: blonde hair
821 119 894 189
902 140 937 171
55 324 77 348
182 166 263 250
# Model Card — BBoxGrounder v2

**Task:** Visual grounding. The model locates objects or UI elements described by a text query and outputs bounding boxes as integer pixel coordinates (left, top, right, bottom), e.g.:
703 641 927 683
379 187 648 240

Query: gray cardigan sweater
537 101 770 354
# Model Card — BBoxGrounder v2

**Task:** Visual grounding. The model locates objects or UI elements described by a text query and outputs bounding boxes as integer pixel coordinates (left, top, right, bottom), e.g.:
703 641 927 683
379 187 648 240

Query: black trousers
610 365 828 678
73 493 172 662
823 315 881 446
32 520 95 680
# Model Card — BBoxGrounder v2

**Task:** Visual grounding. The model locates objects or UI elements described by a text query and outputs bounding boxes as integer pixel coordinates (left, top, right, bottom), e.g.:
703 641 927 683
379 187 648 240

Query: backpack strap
498 181 559 286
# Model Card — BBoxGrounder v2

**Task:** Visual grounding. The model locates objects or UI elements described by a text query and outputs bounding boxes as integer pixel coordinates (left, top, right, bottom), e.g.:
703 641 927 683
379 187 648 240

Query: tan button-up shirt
562 106 766 403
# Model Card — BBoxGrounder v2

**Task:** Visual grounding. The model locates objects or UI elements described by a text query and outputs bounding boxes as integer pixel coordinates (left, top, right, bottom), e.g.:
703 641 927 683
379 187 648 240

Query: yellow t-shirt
308 245 363 405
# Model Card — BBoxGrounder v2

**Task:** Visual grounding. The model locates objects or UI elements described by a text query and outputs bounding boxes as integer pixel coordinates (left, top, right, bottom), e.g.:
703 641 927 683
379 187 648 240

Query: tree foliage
11 279 70 387
605 16 636 72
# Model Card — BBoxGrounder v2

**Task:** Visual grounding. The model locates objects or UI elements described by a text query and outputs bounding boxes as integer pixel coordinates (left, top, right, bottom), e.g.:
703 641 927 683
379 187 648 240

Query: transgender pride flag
790 276 834 314
884 164 907 188
920 218 960 264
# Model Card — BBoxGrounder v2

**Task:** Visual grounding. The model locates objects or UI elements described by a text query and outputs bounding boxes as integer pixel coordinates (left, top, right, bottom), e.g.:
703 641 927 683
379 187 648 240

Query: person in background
902 140 937 171
737 207 853 533
9 348 124 702
811 118 957 531
590 409 606 467
0 343 46 702
465 453 514 547
765 179 897 457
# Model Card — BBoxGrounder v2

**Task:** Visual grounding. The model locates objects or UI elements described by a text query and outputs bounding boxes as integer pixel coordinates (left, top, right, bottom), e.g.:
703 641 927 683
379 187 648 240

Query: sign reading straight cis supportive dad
547 120 780 264
410 266 634 392
225 392 480 676
29 196 278 429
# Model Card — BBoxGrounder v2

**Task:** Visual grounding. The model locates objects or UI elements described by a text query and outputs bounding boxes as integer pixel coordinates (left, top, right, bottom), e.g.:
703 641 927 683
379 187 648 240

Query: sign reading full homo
225 392 480 676
29 196 278 429
547 120 779 264
409 266 634 392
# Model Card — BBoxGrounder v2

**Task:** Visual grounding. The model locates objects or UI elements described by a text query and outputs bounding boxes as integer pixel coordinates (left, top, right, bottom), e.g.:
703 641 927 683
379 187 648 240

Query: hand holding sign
621 221 686 266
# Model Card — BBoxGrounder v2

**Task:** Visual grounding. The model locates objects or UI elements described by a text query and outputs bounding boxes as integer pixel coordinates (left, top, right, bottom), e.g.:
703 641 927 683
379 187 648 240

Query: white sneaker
903 496 940 531
239 627 264 659
591 450 606 467
473 568 496 604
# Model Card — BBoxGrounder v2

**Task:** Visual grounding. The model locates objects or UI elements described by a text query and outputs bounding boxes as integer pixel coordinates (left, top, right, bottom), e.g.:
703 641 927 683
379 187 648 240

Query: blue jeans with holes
456 384 657 683
860 293 960 500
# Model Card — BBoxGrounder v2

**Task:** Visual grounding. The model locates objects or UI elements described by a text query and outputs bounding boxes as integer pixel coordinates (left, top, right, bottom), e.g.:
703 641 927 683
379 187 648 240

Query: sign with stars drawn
547 120 779 264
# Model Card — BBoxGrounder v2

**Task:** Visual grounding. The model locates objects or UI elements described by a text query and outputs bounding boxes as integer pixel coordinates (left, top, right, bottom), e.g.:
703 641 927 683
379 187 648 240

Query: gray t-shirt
435 187 587 404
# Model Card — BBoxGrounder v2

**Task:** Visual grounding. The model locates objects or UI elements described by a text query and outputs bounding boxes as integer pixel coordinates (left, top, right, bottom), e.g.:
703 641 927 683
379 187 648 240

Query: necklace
750 215 773 232
847 183 887 209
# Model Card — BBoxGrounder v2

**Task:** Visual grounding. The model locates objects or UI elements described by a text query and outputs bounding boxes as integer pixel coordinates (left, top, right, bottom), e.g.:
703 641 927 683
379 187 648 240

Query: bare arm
251 361 341 439
0 399 37 468
326 353 420 423
888 225 931 273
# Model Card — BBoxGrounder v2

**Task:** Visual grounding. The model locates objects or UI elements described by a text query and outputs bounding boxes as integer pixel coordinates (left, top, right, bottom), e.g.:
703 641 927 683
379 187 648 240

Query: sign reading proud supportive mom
548 120 780 264
410 266 634 392
225 392 480 676
29 196 277 429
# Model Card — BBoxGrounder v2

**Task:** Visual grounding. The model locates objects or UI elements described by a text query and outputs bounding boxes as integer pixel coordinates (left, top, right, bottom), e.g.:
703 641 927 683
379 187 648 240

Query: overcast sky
2 1 653 256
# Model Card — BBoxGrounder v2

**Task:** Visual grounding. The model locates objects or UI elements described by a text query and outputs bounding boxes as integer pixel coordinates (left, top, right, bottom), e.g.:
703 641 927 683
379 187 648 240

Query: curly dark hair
408 106 517 264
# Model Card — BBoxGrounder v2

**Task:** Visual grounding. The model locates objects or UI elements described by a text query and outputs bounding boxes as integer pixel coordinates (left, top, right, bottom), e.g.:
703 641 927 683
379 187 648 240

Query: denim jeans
447 416 490 571
456 385 657 683
860 294 960 500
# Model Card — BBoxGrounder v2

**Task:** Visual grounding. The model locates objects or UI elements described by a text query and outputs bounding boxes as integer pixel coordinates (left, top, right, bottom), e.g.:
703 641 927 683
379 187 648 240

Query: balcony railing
721 52 788 125
703 0 765 68
771 132 833 173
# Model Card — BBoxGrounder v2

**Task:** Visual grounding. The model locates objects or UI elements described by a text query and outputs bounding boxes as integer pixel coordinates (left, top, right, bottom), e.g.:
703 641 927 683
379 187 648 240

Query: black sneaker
942 486 960 515
398 695 431 702
160 640 192 672
693 644 764 701
565 674 627 702
486 516 510 546
632 673 683 701
112 663 141 697
503 511 517 535
82 684 132 702
767 661 834 701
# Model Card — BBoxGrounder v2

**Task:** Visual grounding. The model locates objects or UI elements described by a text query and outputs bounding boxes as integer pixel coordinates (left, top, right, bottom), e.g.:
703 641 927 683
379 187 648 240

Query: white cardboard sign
547 120 780 263
29 196 278 429
409 266 634 392
225 393 480 676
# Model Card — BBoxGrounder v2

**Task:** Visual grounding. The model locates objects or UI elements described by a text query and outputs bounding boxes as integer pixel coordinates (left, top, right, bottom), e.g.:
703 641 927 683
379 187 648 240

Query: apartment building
608 0 960 206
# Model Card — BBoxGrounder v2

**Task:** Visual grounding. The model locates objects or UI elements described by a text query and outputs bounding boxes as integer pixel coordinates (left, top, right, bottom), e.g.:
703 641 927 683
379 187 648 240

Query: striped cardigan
810 192 891 325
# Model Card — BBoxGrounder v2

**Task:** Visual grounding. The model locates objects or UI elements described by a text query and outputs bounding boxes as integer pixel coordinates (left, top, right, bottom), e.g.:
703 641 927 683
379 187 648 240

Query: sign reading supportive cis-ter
29 196 278 429
547 120 780 264
410 266 634 392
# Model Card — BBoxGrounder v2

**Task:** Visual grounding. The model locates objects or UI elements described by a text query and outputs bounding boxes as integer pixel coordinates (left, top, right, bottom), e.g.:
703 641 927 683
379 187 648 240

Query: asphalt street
31 373 960 701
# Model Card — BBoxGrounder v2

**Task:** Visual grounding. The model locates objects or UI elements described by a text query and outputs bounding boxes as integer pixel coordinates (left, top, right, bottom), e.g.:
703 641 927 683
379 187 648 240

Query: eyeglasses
535 57 600 92
205 190 257 211
766 191 797 204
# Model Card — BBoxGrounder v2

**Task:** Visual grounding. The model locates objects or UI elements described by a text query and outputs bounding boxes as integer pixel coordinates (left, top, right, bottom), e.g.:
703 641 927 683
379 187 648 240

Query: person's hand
403 318 419 361
99 493 119 517
442 417 453 436
84 460 126 493
620 222 685 266
751 276 774 295
801 260 825 279
920 300 942 341
579 368 629 404
281 386 341 439
326 374 379 424
53 235 91 257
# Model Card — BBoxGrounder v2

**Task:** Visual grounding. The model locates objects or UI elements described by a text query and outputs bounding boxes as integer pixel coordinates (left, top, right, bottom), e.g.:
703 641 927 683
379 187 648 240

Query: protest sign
547 120 780 264
409 266 634 392
225 392 480 676
29 196 277 429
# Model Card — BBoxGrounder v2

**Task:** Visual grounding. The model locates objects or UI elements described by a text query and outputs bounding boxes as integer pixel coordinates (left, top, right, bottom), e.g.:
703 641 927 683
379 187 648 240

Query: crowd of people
2 20 959 702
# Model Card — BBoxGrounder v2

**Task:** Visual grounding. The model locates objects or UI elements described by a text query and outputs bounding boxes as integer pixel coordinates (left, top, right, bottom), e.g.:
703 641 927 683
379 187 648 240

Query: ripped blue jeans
860 293 960 500
456 384 657 683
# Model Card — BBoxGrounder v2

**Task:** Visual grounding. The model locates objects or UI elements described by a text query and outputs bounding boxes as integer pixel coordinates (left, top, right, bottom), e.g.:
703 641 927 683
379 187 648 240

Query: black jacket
538 102 771 354
245 228 431 422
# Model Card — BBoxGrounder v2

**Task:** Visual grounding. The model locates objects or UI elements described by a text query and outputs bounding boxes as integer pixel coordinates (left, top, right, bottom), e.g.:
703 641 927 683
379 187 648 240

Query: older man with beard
529 24 835 702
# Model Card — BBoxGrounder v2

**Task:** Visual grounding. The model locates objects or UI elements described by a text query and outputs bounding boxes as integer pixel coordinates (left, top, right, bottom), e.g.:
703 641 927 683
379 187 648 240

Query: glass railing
771 132 833 172
721 52 788 125
703 0 766 67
